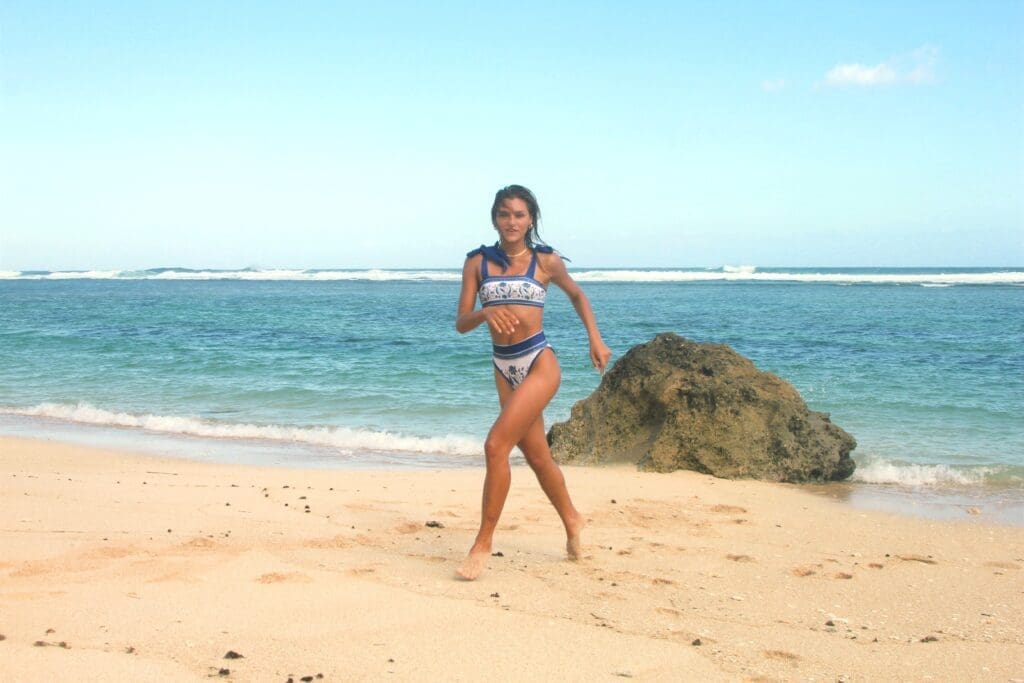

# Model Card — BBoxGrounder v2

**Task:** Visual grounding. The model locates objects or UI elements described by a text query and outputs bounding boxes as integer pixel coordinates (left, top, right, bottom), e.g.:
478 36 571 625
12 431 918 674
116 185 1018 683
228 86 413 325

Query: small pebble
691 638 702 646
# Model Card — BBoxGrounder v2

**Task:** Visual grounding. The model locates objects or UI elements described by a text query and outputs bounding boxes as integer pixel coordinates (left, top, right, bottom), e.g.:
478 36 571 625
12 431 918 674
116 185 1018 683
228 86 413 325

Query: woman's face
493 198 533 244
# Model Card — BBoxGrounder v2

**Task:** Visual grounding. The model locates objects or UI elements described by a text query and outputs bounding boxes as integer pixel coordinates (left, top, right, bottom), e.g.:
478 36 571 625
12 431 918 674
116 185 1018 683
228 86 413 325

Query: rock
547 333 856 482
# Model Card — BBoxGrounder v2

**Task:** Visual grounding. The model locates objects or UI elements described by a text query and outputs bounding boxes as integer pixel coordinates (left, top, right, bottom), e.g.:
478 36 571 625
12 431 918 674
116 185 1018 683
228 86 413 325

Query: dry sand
2 435 1022 681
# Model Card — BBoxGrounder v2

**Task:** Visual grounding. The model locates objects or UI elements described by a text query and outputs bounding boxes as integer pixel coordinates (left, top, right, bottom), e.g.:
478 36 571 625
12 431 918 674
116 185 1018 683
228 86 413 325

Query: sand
1 436 1022 682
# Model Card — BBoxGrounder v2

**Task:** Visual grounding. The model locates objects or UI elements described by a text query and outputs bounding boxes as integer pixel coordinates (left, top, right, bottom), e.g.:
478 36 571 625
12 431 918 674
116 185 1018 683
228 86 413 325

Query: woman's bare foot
456 544 491 580
565 512 586 561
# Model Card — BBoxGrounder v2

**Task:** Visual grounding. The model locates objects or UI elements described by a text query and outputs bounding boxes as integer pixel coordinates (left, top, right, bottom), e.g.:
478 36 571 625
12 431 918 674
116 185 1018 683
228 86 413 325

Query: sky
1 1 1022 269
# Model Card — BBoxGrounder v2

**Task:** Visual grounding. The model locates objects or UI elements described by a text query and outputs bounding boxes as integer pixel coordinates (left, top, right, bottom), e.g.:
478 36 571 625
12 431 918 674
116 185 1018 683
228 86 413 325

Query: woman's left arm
542 253 613 372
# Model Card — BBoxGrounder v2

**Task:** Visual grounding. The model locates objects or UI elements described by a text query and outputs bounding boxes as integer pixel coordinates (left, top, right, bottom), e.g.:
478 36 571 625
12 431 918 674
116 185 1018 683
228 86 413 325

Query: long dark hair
490 184 549 249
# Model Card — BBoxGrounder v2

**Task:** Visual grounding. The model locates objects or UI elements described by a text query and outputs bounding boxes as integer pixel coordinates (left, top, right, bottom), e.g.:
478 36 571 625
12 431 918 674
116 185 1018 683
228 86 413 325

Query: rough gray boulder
547 333 856 482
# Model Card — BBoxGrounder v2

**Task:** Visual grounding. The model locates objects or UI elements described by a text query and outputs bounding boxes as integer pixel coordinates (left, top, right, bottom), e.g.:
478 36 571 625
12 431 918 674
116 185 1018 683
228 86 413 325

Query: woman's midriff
488 305 544 346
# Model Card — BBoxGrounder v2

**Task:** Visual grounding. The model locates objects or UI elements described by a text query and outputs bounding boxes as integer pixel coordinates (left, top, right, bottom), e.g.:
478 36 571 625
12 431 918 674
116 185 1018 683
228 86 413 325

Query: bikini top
472 246 548 308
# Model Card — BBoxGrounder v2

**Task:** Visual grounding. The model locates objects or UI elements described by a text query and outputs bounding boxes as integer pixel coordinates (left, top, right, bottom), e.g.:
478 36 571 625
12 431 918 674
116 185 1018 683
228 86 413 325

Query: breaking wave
851 457 1022 488
0 402 483 457
2 267 1022 285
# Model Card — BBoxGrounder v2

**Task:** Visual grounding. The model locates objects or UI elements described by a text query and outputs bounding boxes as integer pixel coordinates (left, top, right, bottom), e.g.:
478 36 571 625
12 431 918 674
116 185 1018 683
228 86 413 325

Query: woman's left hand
590 339 612 373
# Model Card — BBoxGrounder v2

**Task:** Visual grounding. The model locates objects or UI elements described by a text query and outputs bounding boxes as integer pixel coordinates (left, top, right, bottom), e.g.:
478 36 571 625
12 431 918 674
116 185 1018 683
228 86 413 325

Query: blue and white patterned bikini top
478 250 547 308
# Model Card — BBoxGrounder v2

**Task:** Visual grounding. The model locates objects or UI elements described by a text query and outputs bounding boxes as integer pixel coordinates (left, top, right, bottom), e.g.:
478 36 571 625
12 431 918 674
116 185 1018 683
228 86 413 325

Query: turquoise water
1 268 1022 508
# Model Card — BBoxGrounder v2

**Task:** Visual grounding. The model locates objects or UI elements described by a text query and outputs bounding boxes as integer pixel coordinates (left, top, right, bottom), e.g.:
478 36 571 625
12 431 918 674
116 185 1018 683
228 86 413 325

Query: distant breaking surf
1 403 483 457
2 267 1023 285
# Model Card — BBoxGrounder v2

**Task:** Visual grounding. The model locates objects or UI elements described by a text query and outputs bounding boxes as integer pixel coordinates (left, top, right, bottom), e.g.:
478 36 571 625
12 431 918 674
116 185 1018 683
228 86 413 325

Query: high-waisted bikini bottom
492 331 553 388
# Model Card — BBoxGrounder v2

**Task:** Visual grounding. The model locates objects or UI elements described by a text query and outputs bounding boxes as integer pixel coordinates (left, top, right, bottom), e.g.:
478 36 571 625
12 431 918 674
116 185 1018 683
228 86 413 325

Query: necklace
502 246 529 258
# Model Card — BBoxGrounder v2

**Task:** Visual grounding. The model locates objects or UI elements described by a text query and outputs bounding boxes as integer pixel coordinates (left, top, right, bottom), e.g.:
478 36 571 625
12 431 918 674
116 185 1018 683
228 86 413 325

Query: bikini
470 245 553 388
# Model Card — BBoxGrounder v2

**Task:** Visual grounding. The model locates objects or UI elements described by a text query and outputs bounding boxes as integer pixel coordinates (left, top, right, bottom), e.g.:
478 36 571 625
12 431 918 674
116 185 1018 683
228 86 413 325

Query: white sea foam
1 403 483 457
851 458 995 487
15 270 127 280
569 270 1024 285
3 268 1023 285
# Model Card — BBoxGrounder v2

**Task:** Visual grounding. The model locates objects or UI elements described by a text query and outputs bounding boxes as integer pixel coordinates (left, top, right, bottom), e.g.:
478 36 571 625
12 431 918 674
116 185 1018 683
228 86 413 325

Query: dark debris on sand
425 521 444 528
33 640 70 648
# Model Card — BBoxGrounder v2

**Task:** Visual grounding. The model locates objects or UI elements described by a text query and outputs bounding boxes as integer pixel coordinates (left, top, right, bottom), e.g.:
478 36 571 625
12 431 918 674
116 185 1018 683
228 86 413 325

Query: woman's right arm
455 256 519 335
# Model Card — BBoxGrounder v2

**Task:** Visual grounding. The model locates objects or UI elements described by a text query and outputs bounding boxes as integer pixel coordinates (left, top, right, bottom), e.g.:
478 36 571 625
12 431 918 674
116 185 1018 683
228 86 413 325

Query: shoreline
2 435 1022 680
4 416 1021 527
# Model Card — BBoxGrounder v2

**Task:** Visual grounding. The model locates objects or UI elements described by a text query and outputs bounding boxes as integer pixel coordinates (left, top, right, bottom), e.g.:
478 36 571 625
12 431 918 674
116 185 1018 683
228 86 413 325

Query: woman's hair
490 184 548 248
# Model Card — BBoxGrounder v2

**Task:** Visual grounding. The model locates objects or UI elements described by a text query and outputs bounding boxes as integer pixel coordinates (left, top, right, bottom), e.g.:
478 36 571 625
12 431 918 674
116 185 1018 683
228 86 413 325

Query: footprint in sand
86 545 136 560
790 566 816 577
710 504 747 514
983 561 1020 570
304 536 351 549
763 649 801 664
347 567 377 576
256 572 312 584
726 554 755 562
898 554 937 565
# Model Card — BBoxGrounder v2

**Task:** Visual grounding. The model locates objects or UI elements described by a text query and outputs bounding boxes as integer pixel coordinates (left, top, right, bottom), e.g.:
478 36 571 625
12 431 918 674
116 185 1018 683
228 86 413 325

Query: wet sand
2 436 1022 681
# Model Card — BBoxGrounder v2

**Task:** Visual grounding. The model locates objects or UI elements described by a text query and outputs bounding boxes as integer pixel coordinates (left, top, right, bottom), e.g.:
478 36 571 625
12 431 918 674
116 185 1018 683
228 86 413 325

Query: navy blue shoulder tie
466 243 569 272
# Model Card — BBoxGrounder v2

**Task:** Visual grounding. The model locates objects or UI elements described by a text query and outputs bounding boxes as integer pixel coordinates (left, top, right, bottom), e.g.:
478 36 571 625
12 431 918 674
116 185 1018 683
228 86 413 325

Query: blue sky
2 1 1021 269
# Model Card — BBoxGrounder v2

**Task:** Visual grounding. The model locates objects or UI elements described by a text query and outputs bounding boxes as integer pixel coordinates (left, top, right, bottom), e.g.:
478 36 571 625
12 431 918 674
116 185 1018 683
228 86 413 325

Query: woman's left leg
516 412 585 560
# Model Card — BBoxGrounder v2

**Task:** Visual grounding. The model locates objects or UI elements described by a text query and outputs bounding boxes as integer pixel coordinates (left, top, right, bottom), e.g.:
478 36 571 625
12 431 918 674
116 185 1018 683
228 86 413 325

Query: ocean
2 266 1022 522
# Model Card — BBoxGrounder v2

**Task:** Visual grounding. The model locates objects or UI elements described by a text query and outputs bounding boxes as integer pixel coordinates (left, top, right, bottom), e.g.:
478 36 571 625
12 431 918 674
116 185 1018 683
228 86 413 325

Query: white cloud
824 45 939 87
825 63 897 86
904 45 939 84
760 78 787 92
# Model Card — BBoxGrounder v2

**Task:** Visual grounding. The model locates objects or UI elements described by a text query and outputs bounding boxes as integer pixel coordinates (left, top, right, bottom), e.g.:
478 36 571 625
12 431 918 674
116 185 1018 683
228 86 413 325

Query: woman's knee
520 443 554 472
484 434 513 464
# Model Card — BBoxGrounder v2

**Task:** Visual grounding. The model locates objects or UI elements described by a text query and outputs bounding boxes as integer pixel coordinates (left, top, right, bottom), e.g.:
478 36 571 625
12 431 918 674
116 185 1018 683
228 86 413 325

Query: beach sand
2 436 1022 681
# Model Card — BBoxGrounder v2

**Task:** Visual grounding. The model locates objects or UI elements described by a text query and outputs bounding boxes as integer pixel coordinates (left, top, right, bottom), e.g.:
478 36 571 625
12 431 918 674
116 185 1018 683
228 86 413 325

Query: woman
455 184 612 580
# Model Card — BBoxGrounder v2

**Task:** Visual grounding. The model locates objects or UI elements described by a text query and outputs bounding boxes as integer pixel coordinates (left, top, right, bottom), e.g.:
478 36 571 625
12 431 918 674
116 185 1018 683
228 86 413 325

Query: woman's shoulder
534 246 570 280
534 245 569 267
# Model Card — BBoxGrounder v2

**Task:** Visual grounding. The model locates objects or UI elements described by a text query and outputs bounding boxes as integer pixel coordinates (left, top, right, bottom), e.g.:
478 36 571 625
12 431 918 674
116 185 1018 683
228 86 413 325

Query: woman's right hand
484 307 519 336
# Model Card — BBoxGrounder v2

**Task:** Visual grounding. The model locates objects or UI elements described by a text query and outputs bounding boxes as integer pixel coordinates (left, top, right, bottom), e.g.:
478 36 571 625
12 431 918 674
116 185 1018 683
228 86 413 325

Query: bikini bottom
492 331 553 388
